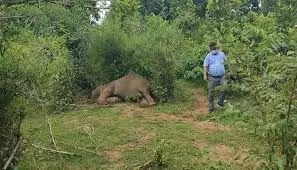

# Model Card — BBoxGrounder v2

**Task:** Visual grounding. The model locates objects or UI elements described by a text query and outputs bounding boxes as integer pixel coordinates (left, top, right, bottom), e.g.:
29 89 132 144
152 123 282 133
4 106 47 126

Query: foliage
2 30 73 112
85 15 186 102
0 2 90 168
0 97 27 169
186 2 297 169
1 0 297 169
84 21 131 85
0 2 87 165
109 0 141 29
2 2 91 90
158 0 297 168
3 3 89 36
140 0 174 19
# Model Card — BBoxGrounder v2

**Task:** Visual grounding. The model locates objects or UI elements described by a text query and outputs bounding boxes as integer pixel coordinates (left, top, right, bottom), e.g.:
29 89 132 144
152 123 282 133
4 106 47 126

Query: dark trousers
207 74 226 112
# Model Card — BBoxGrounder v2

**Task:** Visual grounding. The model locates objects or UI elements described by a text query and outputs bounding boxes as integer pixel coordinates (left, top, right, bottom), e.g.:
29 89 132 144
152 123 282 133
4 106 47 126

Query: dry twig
47 117 64 161
27 77 65 160
59 141 103 156
2 139 21 170
47 118 58 150
31 144 81 157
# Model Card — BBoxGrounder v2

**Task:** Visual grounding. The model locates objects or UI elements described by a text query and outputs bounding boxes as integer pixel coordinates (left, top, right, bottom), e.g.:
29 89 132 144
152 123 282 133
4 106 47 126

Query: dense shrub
188 4 297 168
0 3 89 168
2 30 73 112
0 29 74 167
1 0 297 169
3 3 90 90
85 16 185 102
172 1 297 167
4 3 89 36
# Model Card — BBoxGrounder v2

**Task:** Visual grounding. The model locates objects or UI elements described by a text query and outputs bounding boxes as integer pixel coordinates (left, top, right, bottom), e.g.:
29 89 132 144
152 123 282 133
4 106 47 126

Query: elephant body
91 74 156 107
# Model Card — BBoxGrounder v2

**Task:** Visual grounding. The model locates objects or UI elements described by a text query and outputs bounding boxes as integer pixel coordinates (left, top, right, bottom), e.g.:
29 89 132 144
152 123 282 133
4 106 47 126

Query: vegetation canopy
0 0 296 169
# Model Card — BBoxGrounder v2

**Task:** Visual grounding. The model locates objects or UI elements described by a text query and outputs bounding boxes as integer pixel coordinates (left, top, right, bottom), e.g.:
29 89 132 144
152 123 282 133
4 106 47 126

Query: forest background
0 0 297 169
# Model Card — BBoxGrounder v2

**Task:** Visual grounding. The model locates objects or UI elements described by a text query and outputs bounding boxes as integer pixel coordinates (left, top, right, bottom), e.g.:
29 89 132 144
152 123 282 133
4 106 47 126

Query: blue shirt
203 50 226 77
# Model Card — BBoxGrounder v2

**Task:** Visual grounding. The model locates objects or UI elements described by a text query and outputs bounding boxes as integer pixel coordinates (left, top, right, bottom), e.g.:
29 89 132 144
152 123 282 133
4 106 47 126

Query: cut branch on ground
31 144 81 157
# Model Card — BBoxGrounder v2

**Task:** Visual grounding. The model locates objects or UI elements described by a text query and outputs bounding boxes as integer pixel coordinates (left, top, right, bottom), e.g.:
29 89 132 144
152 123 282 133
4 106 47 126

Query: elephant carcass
91 74 156 107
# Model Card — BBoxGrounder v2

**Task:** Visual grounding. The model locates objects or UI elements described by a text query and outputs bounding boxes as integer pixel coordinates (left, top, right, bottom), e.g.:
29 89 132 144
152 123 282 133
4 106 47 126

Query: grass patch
19 83 268 169
152 102 193 114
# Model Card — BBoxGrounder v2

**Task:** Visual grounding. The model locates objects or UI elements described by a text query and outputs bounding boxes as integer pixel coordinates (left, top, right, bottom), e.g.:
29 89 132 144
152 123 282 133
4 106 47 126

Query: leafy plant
85 15 186 102
2 30 73 112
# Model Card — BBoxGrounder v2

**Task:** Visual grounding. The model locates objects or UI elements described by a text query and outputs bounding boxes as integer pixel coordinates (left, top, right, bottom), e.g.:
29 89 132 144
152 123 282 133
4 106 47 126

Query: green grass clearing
19 85 268 169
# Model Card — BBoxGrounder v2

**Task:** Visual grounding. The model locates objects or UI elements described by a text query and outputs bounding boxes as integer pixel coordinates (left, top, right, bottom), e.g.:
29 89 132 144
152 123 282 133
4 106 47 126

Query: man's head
209 42 218 51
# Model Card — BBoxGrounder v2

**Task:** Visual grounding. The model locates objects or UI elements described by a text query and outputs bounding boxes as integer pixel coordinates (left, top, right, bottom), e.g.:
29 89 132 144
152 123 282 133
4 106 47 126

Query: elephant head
90 86 102 99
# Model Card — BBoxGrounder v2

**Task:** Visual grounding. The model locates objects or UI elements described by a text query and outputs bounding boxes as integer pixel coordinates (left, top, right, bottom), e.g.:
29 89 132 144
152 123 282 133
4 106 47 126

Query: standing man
203 42 227 113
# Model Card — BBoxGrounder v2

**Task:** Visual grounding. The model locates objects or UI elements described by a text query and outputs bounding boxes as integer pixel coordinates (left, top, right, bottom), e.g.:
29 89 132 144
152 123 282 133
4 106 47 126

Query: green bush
0 3 89 167
85 16 186 102
85 22 129 85
3 3 90 91
126 16 183 102
186 5 297 168
1 1 296 169
4 3 89 36
2 30 73 112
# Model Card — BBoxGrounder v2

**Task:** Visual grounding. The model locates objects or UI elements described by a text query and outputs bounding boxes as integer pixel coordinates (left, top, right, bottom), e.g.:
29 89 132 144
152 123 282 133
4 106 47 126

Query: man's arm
204 66 208 81
203 55 209 81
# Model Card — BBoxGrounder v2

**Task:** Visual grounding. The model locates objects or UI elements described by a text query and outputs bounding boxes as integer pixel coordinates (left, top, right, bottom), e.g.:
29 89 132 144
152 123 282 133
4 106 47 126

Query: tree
192 0 207 18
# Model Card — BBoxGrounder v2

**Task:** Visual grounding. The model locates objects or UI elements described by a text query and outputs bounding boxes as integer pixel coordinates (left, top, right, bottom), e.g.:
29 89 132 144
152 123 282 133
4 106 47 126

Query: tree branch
47 117 64 161
2 139 21 170
31 144 81 157
59 141 103 156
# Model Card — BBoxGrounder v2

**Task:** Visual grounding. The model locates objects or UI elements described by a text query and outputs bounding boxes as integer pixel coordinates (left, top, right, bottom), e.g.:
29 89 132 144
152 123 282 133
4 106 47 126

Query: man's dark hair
209 42 217 50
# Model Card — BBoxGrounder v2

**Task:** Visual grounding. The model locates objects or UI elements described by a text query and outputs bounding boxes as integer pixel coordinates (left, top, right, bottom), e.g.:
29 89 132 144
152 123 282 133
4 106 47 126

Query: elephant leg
107 97 122 104
140 89 156 106
98 87 113 105
136 92 143 103
98 96 108 105
139 98 150 108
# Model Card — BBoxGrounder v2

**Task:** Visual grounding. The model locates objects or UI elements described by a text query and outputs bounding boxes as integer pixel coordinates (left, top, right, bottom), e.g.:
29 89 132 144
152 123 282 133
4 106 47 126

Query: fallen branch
2 139 21 170
31 144 81 157
59 141 103 156
70 146 102 156
47 117 63 161
69 104 124 107
47 118 58 150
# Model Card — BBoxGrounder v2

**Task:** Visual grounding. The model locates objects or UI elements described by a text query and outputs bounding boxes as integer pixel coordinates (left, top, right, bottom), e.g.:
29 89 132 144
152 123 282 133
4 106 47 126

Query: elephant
90 74 156 107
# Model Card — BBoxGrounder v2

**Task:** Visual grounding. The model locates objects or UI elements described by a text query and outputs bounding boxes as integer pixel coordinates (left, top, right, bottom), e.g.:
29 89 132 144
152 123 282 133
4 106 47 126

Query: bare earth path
120 88 228 131
20 87 266 169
